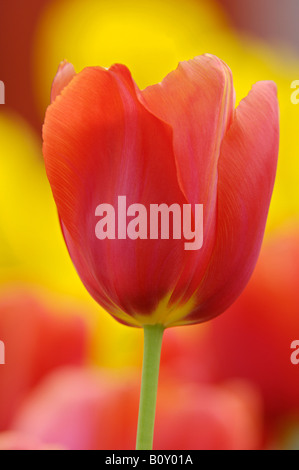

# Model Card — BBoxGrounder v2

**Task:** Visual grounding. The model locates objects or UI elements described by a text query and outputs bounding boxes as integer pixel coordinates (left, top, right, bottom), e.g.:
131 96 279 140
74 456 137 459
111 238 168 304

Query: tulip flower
42 54 279 449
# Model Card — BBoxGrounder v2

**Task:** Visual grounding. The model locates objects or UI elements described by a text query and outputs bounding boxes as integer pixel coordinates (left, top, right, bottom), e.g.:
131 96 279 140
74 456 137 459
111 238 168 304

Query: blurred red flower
204 230 299 419
0 286 89 430
160 229 299 444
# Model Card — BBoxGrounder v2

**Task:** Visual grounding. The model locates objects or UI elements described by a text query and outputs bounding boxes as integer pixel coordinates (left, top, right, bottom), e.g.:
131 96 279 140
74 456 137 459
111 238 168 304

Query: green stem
136 324 164 450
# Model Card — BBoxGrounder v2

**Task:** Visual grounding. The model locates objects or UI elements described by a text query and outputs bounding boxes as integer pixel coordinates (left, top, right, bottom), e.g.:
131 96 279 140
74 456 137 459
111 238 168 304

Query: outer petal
141 54 235 205
43 64 188 325
140 55 235 304
186 81 279 324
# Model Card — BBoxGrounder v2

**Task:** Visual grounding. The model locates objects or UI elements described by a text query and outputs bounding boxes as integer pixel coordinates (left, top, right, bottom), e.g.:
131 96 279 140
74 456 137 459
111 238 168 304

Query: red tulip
43 54 279 328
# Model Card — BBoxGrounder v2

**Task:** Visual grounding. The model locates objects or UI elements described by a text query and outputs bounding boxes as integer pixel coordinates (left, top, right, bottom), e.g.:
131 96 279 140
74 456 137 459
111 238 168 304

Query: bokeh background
0 0 299 450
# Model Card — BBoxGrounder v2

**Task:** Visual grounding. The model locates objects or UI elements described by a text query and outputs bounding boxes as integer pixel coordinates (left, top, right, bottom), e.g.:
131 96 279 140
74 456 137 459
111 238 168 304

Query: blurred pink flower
0 431 64 450
6 367 262 450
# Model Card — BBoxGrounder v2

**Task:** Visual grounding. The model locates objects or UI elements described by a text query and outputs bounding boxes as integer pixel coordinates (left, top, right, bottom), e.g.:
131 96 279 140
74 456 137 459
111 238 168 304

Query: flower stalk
136 324 164 450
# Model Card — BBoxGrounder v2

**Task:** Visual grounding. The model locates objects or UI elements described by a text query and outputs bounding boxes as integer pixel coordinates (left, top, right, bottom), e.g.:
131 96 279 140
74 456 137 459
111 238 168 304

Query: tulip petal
43 64 188 323
186 81 279 324
141 54 235 205
140 55 235 303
